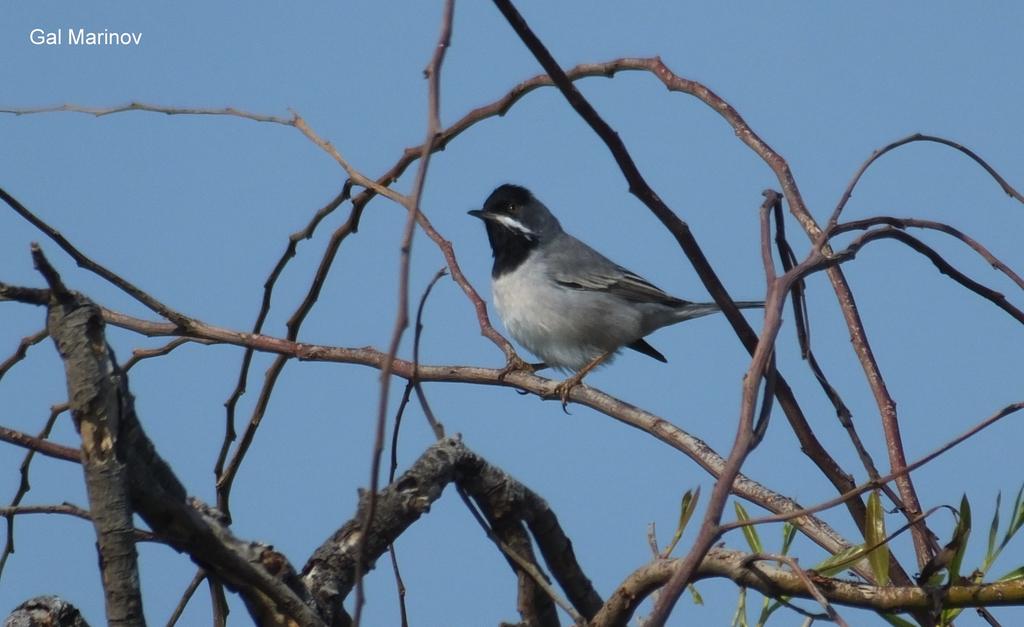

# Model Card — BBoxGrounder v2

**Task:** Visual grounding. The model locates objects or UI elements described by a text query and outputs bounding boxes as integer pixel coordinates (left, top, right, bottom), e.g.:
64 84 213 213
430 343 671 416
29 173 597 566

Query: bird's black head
468 184 563 278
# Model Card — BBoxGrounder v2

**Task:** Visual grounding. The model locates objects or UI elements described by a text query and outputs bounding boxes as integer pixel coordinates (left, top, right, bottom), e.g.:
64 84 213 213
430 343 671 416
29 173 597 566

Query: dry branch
21 254 323 627
0 281 866 572
36 246 145 627
593 547 1024 626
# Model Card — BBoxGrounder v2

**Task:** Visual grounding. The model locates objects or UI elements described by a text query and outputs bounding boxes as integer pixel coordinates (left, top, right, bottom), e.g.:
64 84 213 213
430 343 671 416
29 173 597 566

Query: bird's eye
506 202 517 213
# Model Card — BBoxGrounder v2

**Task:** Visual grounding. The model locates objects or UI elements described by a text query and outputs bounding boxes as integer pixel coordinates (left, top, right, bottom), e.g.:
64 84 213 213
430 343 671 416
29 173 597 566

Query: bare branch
122 338 198 372
0 102 292 124
165 570 206 627
0 403 68 577
1 189 192 329
26 260 323 626
745 554 850 627
0 328 48 381
35 245 145 627
828 228 1024 325
457 492 564 626
54 297 858 562
458 453 601 622
215 189 385 522
827 133 1024 233
721 401 1024 532
0 423 79 463
833 215 1024 292
593 547 1024 626
356 3 455 625
771 203 908 543
218 186 350 499
5 595 92 627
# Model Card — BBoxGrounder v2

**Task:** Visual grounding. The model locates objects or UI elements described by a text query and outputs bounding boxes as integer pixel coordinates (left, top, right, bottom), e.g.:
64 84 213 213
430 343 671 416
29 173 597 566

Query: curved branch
0 401 67 577
303 437 592 627
592 547 1024 627
57 297 861 568
9 278 866 567
0 188 193 329
833 215 1024 291
828 228 1024 325
0 328 48 381
219 186 351 490
828 133 1024 232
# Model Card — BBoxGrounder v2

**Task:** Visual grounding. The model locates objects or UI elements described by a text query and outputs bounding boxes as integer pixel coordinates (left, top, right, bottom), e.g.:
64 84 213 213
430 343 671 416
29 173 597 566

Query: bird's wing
544 233 688 307
552 265 686 308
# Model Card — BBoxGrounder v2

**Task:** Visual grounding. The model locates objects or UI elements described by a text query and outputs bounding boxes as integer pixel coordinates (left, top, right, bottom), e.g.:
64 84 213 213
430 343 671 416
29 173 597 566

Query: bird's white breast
491 255 642 371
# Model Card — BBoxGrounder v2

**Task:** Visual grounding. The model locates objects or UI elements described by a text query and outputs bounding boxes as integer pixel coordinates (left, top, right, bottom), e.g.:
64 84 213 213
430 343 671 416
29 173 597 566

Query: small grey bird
469 184 763 386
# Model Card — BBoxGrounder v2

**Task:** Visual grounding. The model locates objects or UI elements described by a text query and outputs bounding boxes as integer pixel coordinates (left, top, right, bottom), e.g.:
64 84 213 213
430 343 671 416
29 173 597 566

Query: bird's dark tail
672 300 764 323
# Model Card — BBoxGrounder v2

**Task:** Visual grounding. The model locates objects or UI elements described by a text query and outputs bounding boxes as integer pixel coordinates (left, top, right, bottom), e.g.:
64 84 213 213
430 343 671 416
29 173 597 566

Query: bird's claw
552 374 585 414
498 354 535 381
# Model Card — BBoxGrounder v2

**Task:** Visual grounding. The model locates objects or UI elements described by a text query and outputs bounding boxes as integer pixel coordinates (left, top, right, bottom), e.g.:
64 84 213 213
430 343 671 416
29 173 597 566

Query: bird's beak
467 209 488 220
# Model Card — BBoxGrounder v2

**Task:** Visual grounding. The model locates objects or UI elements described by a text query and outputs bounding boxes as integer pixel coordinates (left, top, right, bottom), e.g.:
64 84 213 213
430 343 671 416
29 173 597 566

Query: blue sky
2 2 1023 625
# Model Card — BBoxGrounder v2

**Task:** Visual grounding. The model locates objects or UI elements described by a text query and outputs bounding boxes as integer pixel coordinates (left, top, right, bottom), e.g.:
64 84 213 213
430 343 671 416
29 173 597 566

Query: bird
469 184 763 405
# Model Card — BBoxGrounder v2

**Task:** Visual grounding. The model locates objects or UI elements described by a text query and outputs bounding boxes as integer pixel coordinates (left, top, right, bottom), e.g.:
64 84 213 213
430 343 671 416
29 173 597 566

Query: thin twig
0 503 155 543
0 424 80 463
744 554 850 627
218 186 350 493
833 215 1024 291
0 403 66 578
826 133 1024 235
122 337 197 371
827 227 1024 325
458 488 583 625
209 578 229 627
1 188 192 328
165 570 207 627
214 198 366 519
413 269 449 439
0 328 48 381
0 102 292 124
772 201 908 548
721 401 1024 533
354 4 455 627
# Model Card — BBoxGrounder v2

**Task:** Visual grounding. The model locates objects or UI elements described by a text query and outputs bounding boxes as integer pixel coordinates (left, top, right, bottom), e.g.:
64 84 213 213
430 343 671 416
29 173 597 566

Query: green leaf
734 501 763 554
754 595 771 627
757 594 786 622
664 486 701 556
880 613 918 627
731 586 748 627
780 521 797 556
866 490 890 586
948 494 972 583
814 545 865 578
688 583 704 605
996 564 1024 582
986 491 1002 567
1005 483 1024 548
941 606 964 626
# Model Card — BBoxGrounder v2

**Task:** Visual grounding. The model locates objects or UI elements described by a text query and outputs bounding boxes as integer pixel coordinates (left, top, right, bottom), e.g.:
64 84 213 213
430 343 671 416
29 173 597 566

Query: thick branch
593 547 1024 626
21 257 323 627
38 247 145 627
303 437 600 626
5 596 92 627
457 451 602 620
0 286 863 570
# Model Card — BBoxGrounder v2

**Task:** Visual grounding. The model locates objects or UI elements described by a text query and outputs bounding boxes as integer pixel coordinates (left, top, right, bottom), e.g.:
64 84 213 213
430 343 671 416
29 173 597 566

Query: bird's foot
498 354 539 381
552 372 587 413
550 351 614 412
